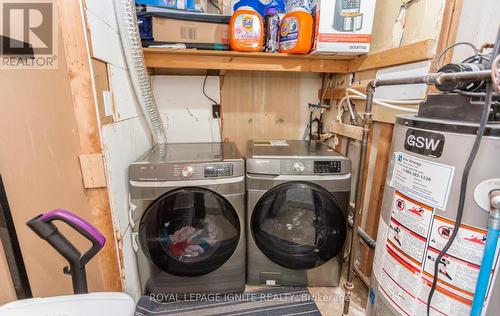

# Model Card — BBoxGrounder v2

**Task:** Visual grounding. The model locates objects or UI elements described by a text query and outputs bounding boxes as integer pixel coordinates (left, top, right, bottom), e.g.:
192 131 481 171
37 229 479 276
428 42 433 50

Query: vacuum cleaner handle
39 209 106 262
26 209 106 294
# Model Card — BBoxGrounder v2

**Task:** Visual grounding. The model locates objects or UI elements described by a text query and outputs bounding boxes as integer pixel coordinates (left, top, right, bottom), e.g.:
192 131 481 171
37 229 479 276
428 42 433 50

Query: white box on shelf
311 0 376 55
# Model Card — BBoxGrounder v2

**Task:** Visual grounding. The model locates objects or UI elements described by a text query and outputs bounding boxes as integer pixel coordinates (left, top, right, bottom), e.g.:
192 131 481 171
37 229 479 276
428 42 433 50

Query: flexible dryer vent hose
114 0 167 144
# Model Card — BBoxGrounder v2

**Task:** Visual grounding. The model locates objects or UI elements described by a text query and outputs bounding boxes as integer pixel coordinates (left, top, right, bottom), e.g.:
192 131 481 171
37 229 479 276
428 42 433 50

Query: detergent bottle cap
233 0 266 17
285 0 311 12
289 6 309 13
264 0 285 14
237 5 256 11
265 7 278 15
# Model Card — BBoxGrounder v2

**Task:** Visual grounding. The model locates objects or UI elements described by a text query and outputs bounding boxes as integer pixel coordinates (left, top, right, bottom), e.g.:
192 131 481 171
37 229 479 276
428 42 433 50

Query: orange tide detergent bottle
279 7 313 54
229 5 264 52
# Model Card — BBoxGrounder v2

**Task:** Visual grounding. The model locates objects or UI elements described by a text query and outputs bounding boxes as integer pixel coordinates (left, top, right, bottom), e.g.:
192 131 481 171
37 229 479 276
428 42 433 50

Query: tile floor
308 275 367 316
245 271 368 315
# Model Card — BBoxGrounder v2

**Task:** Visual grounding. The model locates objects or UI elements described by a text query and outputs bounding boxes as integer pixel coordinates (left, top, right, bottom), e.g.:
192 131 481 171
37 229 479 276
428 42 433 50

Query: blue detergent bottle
264 0 285 52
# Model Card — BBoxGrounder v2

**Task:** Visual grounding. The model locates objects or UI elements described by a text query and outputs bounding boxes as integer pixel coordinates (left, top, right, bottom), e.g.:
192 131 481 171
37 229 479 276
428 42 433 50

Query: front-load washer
246 140 350 287
129 142 245 296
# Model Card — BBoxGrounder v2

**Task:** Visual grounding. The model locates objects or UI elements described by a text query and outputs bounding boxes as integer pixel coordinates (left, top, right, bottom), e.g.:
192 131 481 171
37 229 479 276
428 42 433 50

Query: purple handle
40 209 105 249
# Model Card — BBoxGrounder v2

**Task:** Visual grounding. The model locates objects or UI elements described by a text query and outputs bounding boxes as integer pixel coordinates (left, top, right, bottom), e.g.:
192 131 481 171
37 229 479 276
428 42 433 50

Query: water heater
367 93 500 316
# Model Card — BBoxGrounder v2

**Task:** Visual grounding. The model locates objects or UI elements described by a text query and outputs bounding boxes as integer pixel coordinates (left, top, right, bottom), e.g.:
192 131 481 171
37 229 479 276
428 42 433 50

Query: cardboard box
311 0 376 55
136 0 207 12
139 12 230 47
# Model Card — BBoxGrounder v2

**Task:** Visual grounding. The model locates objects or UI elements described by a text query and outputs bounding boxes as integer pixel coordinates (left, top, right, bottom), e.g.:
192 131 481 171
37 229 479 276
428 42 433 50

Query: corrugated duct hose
113 0 167 145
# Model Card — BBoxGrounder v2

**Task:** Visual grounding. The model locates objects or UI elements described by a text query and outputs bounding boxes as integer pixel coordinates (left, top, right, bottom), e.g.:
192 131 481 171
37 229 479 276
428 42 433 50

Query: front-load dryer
246 140 350 287
129 142 245 296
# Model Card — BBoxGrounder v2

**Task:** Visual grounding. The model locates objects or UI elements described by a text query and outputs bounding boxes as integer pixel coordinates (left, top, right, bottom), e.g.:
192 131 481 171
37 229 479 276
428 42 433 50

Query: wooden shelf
143 48 352 73
143 39 436 73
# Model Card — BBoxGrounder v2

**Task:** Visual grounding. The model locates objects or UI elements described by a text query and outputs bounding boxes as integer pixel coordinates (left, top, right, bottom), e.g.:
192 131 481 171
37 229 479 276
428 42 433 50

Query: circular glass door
251 182 346 270
140 187 240 276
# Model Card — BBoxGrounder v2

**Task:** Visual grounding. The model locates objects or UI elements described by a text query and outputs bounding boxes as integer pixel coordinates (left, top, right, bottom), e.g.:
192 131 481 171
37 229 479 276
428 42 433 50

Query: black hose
318 111 324 140
309 110 314 140
426 29 500 315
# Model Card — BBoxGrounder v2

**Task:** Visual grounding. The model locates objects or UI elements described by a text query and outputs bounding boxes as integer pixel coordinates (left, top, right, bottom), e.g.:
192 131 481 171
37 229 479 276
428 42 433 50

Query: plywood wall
0 244 16 304
0 38 109 298
221 71 323 155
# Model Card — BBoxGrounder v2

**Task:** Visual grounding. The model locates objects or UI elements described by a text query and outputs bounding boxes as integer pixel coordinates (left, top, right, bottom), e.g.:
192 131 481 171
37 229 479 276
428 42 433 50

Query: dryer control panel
204 164 234 178
280 159 346 175
314 161 342 174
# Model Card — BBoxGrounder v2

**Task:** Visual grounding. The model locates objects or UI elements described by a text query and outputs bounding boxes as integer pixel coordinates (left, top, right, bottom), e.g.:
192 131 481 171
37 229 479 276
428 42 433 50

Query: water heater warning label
388 192 434 263
428 216 487 266
390 152 455 209
376 191 500 316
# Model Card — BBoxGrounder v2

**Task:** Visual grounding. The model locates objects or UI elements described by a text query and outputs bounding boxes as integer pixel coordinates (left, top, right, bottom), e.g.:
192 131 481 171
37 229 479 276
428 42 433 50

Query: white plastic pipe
346 88 421 105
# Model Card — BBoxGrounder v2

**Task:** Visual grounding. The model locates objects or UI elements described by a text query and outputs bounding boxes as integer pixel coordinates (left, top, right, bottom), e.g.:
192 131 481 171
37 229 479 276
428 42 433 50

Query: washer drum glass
140 187 240 277
251 182 347 270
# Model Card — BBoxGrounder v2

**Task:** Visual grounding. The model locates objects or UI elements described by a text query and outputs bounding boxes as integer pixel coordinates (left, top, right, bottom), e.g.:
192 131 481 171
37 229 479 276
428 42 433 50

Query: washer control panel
314 161 341 174
181 166 194 178
204 164 234 178
292 161 306 174
281 160 344 175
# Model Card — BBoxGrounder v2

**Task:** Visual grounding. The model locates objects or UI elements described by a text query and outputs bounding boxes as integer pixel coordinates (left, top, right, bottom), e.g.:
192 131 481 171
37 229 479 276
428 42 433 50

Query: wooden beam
57 0 121 292
348 39 436 72
360 123 394 276
432 0 463 71
353 124 374 274
321 86 367 100
329 122 364 141
143 49 350 73
428 0 463 94
144 40 436 74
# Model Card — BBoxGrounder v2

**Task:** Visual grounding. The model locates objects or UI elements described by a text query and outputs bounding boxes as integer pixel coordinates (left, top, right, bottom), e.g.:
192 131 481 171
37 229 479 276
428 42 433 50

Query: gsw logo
404 129 445 158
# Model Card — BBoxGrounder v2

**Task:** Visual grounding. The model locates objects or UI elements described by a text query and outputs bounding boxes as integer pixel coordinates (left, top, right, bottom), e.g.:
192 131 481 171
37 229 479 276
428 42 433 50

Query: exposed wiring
347 88 421 105
335 88 420 124
426 30 500 315
202 74 223 141
337 95 358 124
437 42 479 69
203 75 218 105
451 89 499 97
309 110 315 141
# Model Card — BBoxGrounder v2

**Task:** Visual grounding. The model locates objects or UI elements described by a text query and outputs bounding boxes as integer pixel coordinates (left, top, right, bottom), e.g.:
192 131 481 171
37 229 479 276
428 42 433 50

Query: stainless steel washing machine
246 140 351 287
129 142 245 296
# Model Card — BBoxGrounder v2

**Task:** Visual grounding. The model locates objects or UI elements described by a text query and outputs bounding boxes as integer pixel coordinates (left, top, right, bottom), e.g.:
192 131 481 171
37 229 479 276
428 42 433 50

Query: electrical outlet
212 104 221 118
